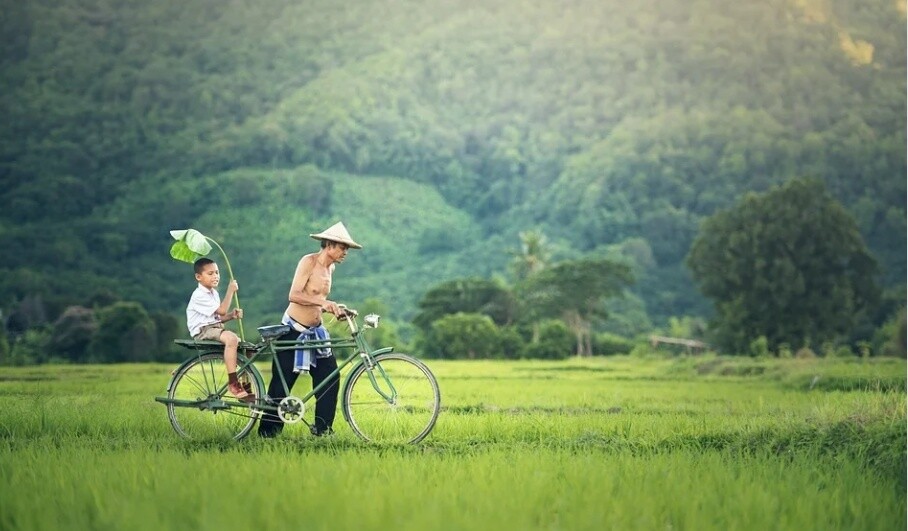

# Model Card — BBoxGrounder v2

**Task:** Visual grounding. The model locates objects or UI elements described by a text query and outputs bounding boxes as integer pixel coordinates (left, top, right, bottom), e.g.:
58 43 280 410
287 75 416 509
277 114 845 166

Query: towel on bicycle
282 311 332 374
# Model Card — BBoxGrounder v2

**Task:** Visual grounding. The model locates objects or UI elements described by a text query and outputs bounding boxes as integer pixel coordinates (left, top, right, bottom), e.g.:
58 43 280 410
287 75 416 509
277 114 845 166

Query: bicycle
154 306 441 444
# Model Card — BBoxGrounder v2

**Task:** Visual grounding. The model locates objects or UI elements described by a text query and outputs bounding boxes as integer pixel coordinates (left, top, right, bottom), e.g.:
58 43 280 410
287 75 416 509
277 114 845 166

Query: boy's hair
194 257 216 275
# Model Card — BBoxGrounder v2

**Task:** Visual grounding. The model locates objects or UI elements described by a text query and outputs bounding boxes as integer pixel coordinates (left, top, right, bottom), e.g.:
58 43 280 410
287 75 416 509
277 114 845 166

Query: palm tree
509 230 550 282
510 230 551 343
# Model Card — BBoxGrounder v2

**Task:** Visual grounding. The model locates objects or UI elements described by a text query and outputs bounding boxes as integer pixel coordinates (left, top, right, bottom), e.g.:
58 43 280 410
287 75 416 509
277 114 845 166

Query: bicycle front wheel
167 352 264 440
342 353 440 444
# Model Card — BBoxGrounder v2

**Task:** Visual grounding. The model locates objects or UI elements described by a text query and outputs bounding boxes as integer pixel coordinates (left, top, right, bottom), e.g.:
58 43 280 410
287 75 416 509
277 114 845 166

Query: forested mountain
1 0 904 338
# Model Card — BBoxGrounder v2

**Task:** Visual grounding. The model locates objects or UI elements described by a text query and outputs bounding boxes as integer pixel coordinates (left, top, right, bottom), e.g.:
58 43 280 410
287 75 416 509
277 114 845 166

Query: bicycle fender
165 352 216 392
339 347 396 421
165 351 258 392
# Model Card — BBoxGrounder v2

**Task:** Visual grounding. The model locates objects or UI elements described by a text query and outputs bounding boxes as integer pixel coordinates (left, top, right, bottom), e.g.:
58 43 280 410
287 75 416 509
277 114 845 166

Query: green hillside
1 0 904 339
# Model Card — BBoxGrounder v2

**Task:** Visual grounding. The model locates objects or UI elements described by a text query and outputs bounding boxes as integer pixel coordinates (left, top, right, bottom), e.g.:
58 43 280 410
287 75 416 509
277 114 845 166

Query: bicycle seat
258 324 292 340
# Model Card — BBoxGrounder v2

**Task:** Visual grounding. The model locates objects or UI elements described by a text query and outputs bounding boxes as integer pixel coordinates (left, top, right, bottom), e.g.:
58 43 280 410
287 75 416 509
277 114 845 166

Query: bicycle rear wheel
167 352 264 440
342 353 440 444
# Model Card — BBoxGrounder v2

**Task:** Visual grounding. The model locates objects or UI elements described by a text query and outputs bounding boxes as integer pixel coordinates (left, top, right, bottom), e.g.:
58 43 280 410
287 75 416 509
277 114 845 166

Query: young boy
186 257 253 402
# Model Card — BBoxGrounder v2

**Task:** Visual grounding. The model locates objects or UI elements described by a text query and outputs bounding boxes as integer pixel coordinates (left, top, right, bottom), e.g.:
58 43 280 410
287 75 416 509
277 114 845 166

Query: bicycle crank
278 396 305 424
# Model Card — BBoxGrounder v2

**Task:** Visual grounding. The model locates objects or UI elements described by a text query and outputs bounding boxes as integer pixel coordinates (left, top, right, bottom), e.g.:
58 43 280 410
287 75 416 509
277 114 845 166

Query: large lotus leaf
169 229 212 263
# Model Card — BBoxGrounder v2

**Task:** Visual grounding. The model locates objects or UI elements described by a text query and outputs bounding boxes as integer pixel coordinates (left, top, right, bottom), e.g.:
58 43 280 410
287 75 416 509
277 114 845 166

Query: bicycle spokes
343 354 440 444
166 353 264 440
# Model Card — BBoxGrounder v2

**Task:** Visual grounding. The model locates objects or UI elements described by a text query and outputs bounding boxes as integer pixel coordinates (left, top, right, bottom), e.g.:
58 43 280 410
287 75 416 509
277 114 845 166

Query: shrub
872 306 907 357
776 343 793 358
151 312 186 362
424 313 501 359
0 325 8 362
629 343 663 358
748 336 770 358
498 326 525 359
7 327 52 365
667 316 707 338
87 302 158 362
521 320 573 360
592 332 634 356
833 345 855 358
50 306 97 362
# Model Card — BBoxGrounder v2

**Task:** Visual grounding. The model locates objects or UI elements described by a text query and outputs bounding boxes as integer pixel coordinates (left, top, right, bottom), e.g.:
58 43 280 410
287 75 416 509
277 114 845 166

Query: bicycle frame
255 338 395 407
157 309 398 412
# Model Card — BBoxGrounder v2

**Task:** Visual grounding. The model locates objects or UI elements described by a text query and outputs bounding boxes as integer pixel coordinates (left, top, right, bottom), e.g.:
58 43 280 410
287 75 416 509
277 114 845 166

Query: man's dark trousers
258 330 339 437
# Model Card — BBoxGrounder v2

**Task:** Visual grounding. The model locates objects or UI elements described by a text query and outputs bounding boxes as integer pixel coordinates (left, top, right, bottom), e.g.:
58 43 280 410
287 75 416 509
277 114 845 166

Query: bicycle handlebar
335 304 360 335
336 304 358 318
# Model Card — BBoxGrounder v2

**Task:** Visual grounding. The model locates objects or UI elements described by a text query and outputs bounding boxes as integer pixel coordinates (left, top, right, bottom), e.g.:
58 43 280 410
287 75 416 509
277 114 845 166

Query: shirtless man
258 222 362 438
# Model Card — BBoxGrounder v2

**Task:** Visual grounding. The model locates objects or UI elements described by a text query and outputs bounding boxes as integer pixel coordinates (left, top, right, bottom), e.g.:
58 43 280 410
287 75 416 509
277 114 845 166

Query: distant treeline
0 0 904 360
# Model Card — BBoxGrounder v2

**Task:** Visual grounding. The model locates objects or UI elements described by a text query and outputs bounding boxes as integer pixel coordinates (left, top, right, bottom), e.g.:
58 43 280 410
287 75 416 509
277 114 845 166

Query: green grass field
0 355 904 530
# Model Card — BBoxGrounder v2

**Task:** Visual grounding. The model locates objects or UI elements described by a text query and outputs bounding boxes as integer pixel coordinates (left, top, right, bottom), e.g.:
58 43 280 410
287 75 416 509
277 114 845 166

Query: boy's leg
310 355 340 435
220 330 253 401
220 330 240 374
258 330 301 438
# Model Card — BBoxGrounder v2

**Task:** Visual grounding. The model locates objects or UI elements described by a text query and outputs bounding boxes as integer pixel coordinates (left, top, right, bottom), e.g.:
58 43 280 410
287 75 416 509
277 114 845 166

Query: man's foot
310 425 334 437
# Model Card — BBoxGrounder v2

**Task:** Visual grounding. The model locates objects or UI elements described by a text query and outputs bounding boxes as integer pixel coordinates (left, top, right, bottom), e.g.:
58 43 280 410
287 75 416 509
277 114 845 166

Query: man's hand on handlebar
324 302 357 320
323 301 342 316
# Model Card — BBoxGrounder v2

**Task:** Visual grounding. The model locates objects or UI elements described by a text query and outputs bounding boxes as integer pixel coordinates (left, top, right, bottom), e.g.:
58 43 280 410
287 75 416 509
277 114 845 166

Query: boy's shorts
193 323 224 341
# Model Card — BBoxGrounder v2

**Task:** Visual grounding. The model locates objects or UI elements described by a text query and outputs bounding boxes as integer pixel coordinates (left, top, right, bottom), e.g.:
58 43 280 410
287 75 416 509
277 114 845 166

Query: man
258 221 362 438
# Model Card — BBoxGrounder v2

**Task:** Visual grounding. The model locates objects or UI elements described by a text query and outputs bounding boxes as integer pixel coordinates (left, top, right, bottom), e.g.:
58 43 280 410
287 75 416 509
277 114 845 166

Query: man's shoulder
297 253 320 267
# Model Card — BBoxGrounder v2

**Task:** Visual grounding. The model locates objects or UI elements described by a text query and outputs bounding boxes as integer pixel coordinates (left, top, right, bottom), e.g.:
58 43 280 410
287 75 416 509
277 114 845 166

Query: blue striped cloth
281 312 332 373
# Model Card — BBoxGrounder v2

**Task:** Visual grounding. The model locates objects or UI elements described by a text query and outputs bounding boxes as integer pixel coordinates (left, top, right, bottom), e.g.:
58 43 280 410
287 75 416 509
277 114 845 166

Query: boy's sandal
238 393 257 404
228 386 256 403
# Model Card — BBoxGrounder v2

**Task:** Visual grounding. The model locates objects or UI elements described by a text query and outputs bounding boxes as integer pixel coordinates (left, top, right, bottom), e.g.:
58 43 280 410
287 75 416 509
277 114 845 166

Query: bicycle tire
166 352 264 440
342 353 440 444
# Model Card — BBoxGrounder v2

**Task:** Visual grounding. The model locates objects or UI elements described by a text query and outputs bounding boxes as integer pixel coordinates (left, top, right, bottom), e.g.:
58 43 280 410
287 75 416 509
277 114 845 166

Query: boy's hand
232 308 243 320
227 279 239 293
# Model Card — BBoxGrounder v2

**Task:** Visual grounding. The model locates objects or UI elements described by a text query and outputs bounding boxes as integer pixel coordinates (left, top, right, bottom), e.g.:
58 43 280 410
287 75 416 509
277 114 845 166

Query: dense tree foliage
422 313 506 359
1 0 904 361
519 257 635 355
521 320 576 360
413 255 633 358
687 178 880 353
413 278 516 332
0 326 8 362
48 306 97 362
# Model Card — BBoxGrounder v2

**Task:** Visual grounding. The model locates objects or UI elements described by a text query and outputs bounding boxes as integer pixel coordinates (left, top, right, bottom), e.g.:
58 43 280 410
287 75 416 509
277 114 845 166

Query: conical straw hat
309 222 362 249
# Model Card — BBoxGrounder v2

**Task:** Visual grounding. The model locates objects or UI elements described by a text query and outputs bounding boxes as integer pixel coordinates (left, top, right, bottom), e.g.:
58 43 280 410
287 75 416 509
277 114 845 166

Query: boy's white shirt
186 283 221 336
